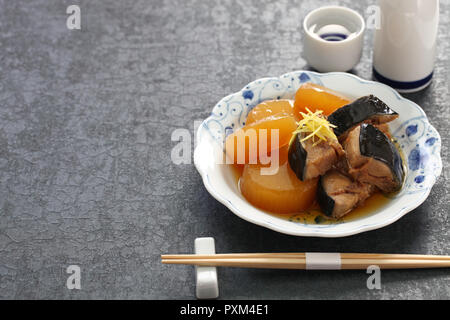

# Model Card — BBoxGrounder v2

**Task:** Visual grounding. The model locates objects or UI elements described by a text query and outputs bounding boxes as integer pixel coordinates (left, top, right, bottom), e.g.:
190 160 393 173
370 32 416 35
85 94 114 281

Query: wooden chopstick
161 253 450 270
161 253 307 259
161 253 450 261
161 257 450 269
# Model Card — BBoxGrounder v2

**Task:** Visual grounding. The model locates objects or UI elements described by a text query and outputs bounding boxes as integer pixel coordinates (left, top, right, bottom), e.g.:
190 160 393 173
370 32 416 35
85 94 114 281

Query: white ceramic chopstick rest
194 237 219 299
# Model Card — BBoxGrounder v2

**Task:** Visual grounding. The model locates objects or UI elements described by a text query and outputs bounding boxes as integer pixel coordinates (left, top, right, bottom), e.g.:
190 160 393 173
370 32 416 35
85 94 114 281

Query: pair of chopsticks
161 252 450 270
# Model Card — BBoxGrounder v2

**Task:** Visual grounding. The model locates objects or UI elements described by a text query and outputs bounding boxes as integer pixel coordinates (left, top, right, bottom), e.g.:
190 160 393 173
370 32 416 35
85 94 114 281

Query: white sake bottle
373 0 439 93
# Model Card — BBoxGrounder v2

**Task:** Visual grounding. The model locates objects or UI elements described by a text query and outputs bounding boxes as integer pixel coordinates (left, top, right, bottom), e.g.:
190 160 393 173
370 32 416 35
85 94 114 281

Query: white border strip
305 252 342 270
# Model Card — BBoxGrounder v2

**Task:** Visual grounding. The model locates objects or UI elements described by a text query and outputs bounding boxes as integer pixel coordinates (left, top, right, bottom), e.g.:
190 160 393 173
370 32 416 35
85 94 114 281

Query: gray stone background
0 0 448 299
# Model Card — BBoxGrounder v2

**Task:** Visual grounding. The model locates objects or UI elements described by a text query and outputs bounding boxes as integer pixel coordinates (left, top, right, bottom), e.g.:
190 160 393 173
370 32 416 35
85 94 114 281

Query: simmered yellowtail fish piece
343 123 404 193
317 170 376 219
288 109 344 181
328 95 398 138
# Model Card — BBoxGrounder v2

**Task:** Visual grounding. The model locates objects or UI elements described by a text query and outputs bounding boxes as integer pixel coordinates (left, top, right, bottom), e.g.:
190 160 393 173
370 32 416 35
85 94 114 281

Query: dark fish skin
359 123 404 189
317 175 335 217
288 133 308 181
328 95 398 137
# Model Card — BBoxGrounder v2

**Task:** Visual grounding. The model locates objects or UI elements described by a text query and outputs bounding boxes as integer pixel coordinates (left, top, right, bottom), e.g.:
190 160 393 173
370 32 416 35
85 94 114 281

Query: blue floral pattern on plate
204 71 324 142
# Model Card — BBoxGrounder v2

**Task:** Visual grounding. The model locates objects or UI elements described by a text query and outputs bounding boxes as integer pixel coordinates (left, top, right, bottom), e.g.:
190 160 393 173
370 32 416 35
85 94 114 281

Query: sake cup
303 6 365 72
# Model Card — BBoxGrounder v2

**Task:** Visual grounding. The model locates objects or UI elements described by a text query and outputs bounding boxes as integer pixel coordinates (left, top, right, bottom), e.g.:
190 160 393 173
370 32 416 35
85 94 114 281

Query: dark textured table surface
0 0 448 299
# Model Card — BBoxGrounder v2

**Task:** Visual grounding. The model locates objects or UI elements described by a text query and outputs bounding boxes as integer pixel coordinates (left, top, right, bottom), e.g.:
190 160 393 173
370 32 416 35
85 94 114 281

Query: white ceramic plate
194 71 442 237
